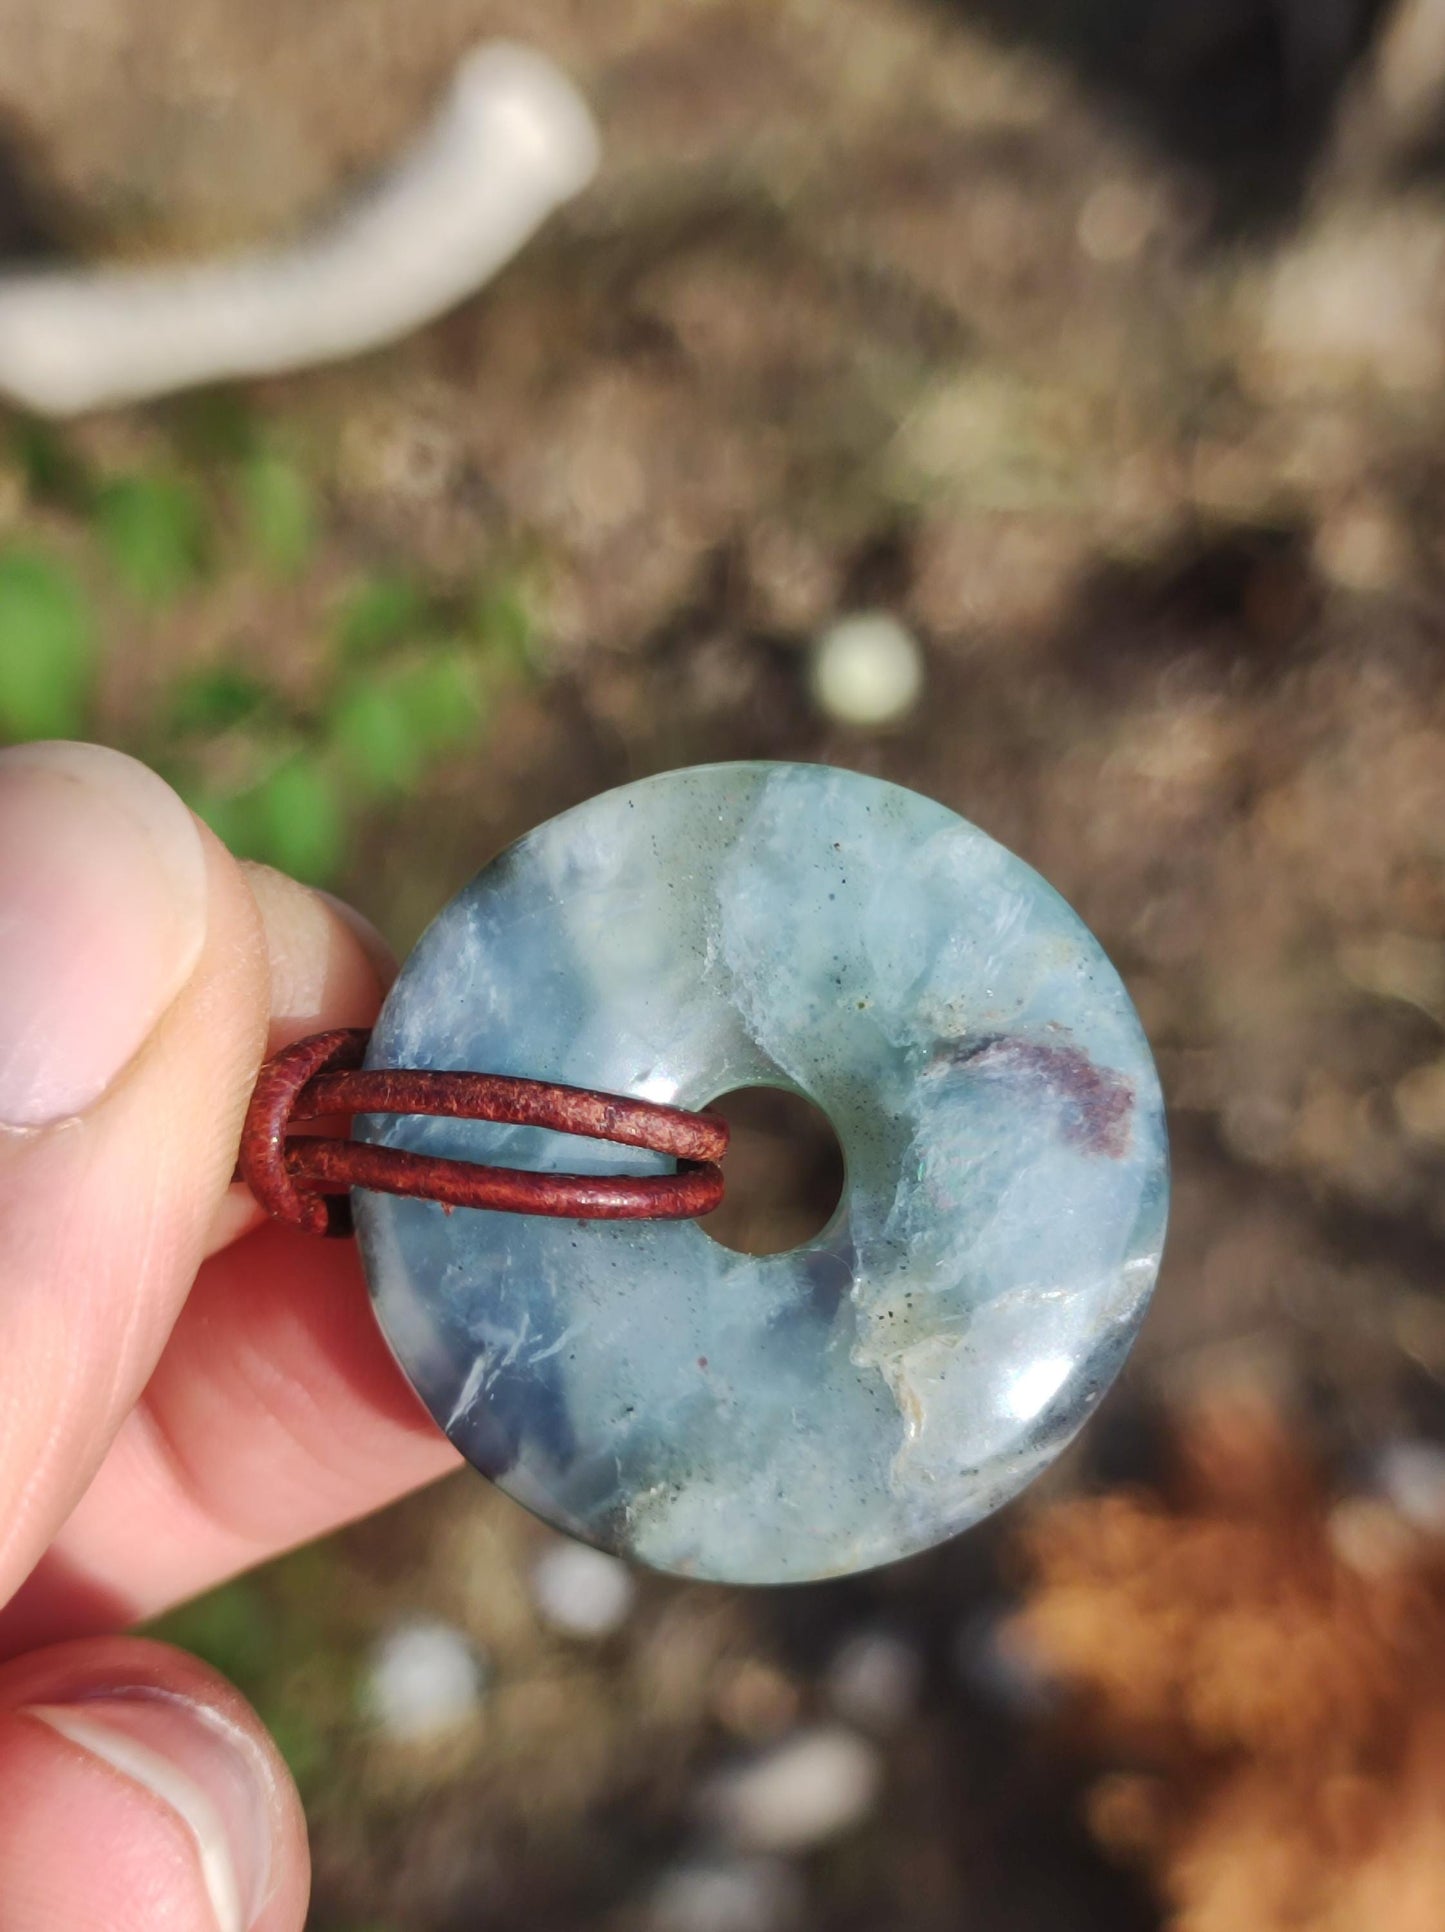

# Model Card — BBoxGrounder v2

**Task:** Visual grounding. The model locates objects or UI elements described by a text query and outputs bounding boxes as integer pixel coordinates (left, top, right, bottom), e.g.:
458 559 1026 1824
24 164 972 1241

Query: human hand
0 740 460 1931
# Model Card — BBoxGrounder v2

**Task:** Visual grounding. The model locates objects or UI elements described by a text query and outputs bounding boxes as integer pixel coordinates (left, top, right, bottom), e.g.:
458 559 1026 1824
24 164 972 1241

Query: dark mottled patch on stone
800 1242 855 1323
937 1033 1135 1159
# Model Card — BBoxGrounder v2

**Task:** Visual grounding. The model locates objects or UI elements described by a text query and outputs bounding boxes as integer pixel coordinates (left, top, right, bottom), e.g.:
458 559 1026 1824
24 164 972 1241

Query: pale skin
0 741 460 1930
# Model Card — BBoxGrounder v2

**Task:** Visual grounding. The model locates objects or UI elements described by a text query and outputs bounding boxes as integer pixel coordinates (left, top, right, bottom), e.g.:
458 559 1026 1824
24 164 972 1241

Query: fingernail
0 742 206 1128
22 1691 276 1932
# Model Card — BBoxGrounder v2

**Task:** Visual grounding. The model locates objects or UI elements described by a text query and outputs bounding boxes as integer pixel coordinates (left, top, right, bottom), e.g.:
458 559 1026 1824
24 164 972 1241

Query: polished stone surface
355 763 1169 1583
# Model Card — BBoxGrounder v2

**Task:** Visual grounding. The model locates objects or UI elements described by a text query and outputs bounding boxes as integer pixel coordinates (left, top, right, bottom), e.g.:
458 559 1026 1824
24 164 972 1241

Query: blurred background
2 1 1445 1927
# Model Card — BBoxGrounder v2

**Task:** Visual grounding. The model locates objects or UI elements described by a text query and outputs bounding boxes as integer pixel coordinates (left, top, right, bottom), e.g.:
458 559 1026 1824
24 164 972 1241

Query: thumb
0 1636 308 1932
0 740 271 1603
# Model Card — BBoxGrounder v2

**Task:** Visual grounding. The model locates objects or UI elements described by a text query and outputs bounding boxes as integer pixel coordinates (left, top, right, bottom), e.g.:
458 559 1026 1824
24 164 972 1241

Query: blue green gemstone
355 763 1169 1584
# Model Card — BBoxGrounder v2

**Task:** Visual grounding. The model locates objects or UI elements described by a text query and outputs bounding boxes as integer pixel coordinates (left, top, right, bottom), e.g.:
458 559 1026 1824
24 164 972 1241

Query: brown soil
4 2 1445 1926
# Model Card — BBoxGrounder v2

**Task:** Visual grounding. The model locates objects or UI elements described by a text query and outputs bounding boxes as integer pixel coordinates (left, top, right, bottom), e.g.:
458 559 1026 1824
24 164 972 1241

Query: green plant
0 416 535 885
150 1579 276 1691
0 548 95 739
148 1551 367 1796
165 665 275 735
331 648 487 799
241 449 317 579
334 574 431 662
236 753 348 883
96 472 210 605
170 571 531 883
10 416 94 511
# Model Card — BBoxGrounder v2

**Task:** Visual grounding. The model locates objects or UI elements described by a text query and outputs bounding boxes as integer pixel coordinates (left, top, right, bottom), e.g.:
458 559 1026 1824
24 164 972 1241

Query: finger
204 862 396 1257
0 1636 308 1932
0 741 271 1604
2 1225 458 1647
0 838 455 1651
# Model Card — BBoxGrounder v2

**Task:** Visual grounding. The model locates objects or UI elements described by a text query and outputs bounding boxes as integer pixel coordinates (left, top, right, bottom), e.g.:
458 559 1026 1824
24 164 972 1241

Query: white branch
0 42 601 417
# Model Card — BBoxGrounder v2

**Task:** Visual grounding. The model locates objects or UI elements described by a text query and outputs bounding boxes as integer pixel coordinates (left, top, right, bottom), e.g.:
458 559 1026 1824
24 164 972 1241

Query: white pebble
1376 1438 1445 1533
809 612 923 728
647 1856 803 1932
1254 205 1445 395
531 1541 637 1638
824 1630 920 1731
364 1618 486 1743
697 1725 881 1853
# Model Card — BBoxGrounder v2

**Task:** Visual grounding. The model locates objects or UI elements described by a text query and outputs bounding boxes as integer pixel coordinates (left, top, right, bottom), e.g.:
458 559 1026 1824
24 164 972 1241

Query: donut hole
700 1086 844 1256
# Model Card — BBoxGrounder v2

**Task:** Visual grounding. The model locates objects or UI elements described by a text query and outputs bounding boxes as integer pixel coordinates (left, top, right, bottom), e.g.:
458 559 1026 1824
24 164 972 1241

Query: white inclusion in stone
356 763 1169 1586
531 1541 637 1638
364 1619 487 1743
697 1727 883 1853
809 611 924 728
1004 1353 1075 1423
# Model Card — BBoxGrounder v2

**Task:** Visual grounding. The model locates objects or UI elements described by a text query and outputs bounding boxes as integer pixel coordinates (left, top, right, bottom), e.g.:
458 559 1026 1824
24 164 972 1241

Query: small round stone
647 1856 803 1932
824 1629 921 1730
809 612 923 727
697 1727 881 1852
356 764 1168 1584
1375 1438 1445 1532
364 1618 487 1742
531 1540 636 1638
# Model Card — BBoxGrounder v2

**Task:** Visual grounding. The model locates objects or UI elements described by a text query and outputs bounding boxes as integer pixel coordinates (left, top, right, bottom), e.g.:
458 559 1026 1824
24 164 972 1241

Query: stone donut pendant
345 762 1169 1585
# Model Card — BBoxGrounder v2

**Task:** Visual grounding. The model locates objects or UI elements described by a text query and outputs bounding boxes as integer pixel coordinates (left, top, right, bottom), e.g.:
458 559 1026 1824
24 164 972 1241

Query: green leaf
474 580 534 668
242 451 316 578
232 754 347 883
393 648 485 752
95 473 210 604
333 575 429 661
10 418 93 510
166 665 274 735
331 679 422 796
261 1703 330 1790
331 644 486 795
148 1580 274 1690
183 788 250 852
0 549 94 739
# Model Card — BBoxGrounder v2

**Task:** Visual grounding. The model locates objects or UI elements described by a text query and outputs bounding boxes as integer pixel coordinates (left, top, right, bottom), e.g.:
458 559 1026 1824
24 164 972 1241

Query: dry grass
1016 1398 1445 1932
